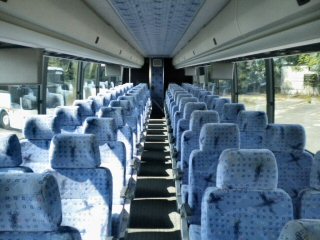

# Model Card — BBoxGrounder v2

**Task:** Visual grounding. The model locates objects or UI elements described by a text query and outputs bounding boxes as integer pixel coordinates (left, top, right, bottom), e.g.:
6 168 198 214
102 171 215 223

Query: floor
126 118 181 240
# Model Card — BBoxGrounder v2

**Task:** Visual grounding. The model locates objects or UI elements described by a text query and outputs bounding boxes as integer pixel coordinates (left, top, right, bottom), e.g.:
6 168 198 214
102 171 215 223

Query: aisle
126 118 181 240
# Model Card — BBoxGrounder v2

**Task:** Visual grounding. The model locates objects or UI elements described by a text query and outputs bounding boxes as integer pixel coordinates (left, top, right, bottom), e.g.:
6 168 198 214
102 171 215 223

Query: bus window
274 52 320 153
209 79 231 98
83 62 98 99
46 57 79 111
237 59 266 111
0 84 39 136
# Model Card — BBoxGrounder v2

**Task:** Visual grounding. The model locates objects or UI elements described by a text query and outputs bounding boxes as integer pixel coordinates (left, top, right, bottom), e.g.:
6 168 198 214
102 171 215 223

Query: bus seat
214 98 231 116
20 115 59 172
196 149 293 240
263 124 313 217
179 111 220 204
0 134 32 173
187 123 240 225
221 103 245 123
278 219 320 240
53 106 82 133
0 173 81 239
49 133 113 239
73 99 95 124
204 95 219 110
237 111 268 149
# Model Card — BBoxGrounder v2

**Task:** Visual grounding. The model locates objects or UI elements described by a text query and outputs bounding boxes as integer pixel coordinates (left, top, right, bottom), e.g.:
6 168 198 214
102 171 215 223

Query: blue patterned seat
198 91 211 103
193 149 293 240
88 95 104 114
187 123 240 224
173 97 197 138
278 219 320 240
214 98 231 116
0 134 32 173
237 111 268 148
298 151 320 219
175 102 206 153
263 124 313 216
204 95 219 110
0 173 81 239
54 106 83 133
48 134 114 239
179 111 220 203
73 100 95 124
221 103 245 123
97 92 112 106
20 115 60 172
169 93 191 124
83 117 127 205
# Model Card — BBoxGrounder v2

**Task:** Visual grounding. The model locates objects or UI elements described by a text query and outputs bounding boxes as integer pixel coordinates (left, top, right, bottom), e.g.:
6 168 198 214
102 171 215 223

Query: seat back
20 115 60 172
83 117 126 204
0 134 32 173
0 173 81 239
73 100 95 123
176 102 206 152
237 111 268 148
180 110 219 183
214 98 231 116
188 123 240 224
49 133 113 239
201 149 293 240
204 95 219 110
221 103 245 123
54 106 82 133
263 124 313 212
278 219 320 240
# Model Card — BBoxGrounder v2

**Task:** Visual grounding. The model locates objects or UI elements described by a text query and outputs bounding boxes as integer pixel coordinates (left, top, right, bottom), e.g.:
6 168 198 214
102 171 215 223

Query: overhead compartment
174 0 320 68
0 0 144 68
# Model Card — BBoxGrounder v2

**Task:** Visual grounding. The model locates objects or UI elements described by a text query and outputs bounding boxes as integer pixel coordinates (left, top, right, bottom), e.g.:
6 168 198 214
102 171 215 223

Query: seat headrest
190 110 219 132
278 219 320 240
118 96 135 107
204 95 219 109
183 102 206 119
178 97 197 112
54 106 81 128
264 124 305 152
98 107 124 128
0 173 62 231
237 111 268 131
23 115 59 140
199 123 240 152
0 134 22 167
73 100 95 121
88 95 104 113
83 117 117 142
50 134 100 168
217 149 278 190
221 103 245 122
176 93 192 105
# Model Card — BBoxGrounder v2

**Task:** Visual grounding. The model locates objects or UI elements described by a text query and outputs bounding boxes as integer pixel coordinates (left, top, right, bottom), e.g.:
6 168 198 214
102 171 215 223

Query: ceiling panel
109 0 205 57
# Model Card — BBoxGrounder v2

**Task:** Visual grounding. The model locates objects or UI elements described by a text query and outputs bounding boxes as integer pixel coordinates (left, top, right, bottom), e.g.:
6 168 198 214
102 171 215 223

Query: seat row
0 82 151 239
165 83 320 239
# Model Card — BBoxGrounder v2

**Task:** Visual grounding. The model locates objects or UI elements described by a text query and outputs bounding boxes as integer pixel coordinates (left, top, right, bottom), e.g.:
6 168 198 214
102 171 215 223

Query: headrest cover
83 117 117 142
0 134 22 167
183 102 206 119
0 173 62 231
54 106 81 127
190 110 219 132
214 98 231 115
50 134 100 168
221 103 245 122
237 111 268 131
216 149 278 190
23 115 59 140
73 100 95 119
178 97 197 111
264 124 305 152
199 123 240 152
98 107 124 128
309 151 320 189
